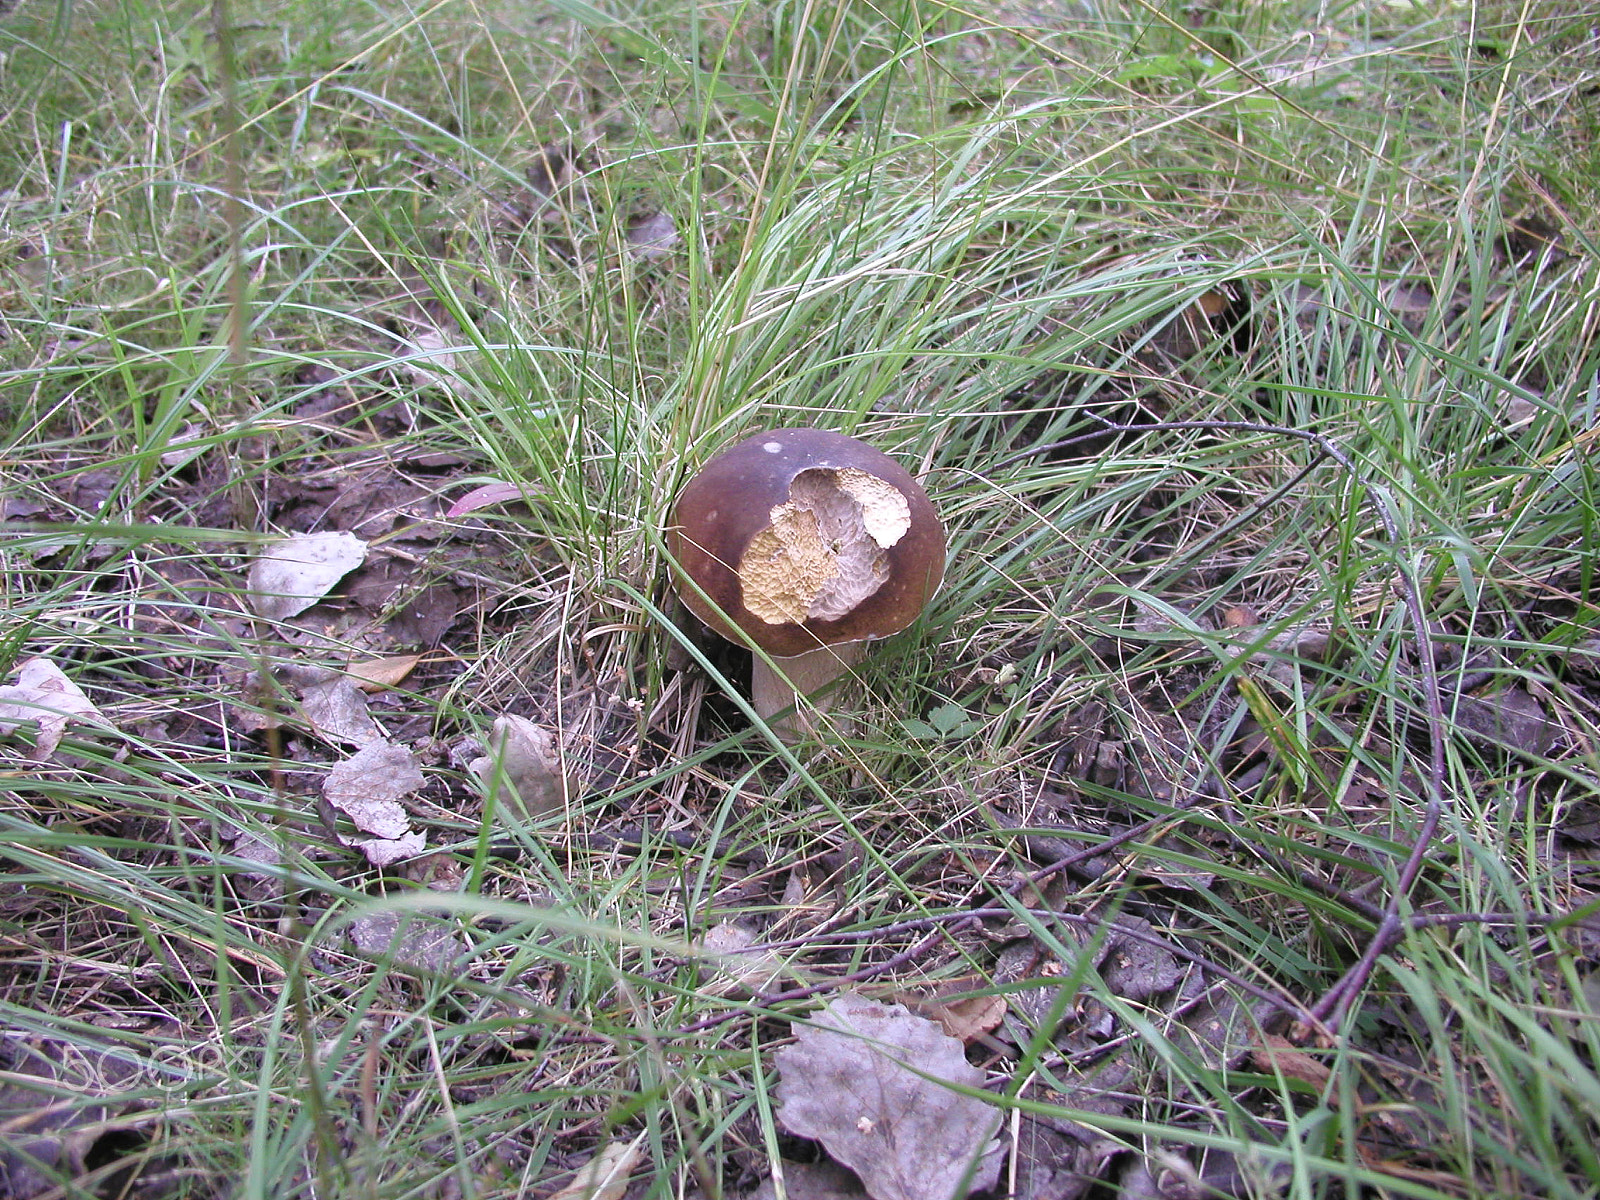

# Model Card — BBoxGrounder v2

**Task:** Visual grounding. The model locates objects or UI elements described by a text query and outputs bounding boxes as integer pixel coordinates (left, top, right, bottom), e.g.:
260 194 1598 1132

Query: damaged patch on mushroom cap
669 427 945 658
740 467 911 625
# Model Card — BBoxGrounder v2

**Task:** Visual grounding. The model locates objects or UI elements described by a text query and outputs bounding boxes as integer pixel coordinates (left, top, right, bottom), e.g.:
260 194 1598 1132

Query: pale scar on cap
738 467 912 626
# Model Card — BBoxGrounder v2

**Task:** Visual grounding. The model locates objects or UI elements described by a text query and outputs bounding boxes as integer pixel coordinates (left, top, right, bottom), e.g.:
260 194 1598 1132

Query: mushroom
668 427 945 740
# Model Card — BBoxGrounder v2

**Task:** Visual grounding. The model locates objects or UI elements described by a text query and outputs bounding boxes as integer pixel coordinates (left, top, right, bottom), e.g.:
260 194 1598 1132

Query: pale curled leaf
469 715 579 821
299 674 384 746
546 1136 644 1200
0 657 110 759
248 532 367 620
775 993 1003 1200
323 740 425 839
700 921 789 996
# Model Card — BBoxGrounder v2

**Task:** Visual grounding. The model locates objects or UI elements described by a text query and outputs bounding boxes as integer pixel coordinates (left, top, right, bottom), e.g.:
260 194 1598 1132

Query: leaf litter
3 104 1599 1200
775 993 1004 1200
8 319 1599 1200
247 531 367 620
0 658 111 759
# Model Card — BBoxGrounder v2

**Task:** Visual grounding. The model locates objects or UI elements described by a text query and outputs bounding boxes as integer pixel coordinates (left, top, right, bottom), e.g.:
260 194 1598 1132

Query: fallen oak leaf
775 993 1003 1200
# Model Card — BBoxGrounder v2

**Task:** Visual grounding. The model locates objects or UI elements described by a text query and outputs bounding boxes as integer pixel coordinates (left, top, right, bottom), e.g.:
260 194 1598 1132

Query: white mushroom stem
751 641 868 742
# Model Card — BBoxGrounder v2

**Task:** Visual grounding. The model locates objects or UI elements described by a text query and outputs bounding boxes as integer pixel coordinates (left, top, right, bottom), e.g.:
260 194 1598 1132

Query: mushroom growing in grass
668 427 945 740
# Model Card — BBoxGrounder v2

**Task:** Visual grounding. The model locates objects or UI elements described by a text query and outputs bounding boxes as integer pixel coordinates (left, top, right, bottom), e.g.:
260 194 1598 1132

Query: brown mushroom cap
669 427 945 659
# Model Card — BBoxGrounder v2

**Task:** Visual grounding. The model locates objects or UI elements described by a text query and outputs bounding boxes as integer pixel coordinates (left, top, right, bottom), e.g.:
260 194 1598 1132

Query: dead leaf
546 1136 644 1200
299 674 384 746
222 829 285 901
1251 1033 1332 1093
626 210 679 262
323 740 425 846
0 1035 150 1199
1098 916 1182 1001
400 324 459 393
1454 686 1560 758
0 658 109 759
700 921 789 996
248 532 367 620
348 907 463 973
345 654 421 692
1221 605 1256 628
347 829 426 868
522 142 582 222
375 581 461 649
469 715 579 822
271 468 439 541
746 1159 869 1200
775 993 1004 1200
1006 1116 1120 1200
1121 1148 1289 1200
921 994 1008 1045
1167 979 1282 1073
446 481 539 519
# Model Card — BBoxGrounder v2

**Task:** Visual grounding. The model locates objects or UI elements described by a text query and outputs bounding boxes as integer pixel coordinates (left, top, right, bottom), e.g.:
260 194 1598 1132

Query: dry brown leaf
775 993 1003 1200
299 674 384 746
324 740 424 838
248 532 367 620
323 740 426 864
398 323 462 397
1098 915 1182 1001
700 921 789 996
626 209 679 261
1454 685 1560 758
346 654 422 692
469 715 579 822
746 1159 869 1199
0 657 109 759
347 830 426 867
1252 1033 1332 1092
924 994 1008 1045
348 907 463 974
1221 604 1257 628
546 1136 644 1200
0 1035 149 1198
